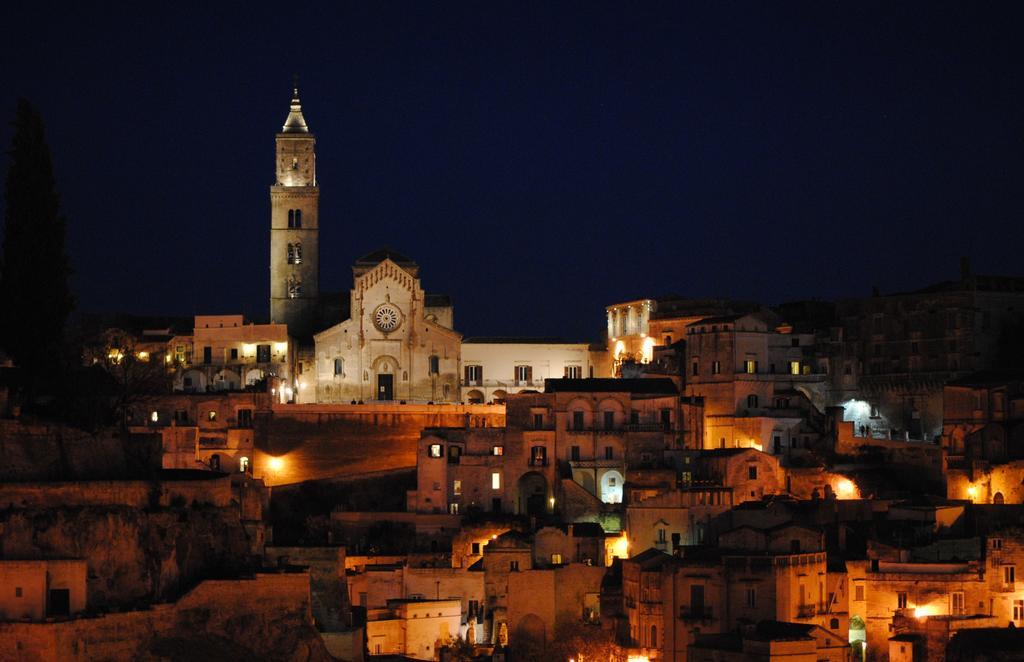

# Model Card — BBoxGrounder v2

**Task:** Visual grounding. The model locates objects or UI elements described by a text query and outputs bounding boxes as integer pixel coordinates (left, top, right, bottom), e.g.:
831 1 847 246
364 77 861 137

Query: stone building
460 337 608 404
127 392 268 474
688 620 851 662
169 315 293 398
0 560 87 620
313 249 460 404
815 262 1024 442
684 311 829 452
405 379 695 517
942 372 1024 504
605 296 757 377
269 85 320 340
660 523 836 661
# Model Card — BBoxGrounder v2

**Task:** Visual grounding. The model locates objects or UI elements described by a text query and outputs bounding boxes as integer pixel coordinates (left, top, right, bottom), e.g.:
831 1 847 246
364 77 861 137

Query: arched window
287 278 302 299
294 209 302 228
287 209 295 228
747 394 759 408
286 209 303 228
994 492 1005 505
239 456 250 473
287 243 302 265
334 358 344 376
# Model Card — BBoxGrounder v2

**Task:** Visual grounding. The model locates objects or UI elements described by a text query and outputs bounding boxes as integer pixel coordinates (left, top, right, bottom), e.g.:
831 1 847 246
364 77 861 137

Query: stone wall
0 475 232 510
255 403 504 485
0 420 161 482
0 573 332 662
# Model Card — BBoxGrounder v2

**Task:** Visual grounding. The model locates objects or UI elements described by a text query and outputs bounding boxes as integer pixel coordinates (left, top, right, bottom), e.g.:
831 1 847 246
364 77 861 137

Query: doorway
47 589 70 617
377 373 394 401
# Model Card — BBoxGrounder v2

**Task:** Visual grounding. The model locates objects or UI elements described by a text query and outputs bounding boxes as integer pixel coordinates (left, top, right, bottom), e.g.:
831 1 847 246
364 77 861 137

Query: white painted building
460 338 608 403
366 598 463 659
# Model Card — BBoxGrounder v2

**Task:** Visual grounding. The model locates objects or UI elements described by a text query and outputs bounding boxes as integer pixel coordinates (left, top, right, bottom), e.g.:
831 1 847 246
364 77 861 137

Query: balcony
796 604 816 619
625 423 670 433
998 583 1016 593
528 457 549 467
679 605 713 621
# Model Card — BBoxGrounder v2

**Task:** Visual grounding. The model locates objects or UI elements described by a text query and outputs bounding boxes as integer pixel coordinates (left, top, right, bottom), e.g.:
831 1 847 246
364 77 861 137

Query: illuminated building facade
169 315 293 398
684 312 828 452
312 249 460 403
269 85 320 340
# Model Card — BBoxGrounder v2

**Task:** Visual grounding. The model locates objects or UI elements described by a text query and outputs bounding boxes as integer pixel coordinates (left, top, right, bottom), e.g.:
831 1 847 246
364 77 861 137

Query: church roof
281 86 309 133
355 247 418 268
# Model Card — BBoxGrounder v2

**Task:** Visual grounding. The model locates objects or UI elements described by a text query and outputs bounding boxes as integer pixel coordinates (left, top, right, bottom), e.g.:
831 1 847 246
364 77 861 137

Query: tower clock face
373 303 402 332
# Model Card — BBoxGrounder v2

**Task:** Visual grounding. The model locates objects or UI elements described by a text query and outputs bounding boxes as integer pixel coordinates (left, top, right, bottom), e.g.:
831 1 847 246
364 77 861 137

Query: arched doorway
517 472 548 516
994 492 1005 504
492 389 508 405
372 355 399 401
466 389 484 404
601 470 624 504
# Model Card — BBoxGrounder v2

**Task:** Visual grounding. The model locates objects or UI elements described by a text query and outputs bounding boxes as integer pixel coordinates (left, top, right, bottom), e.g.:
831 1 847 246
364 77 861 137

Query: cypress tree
0 99 74 393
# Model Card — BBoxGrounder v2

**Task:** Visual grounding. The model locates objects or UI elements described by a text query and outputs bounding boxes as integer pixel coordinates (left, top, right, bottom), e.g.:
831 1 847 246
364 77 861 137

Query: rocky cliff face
0 503 255 609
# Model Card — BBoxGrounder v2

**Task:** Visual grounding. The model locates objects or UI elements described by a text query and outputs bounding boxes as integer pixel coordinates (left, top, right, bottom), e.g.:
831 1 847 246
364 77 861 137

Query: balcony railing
796 604 816 619
679 606 713 620
998 583 1016 593
529 457 549 467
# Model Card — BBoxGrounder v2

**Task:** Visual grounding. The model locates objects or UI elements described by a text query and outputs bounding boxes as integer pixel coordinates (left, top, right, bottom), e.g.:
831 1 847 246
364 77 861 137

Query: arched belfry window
287 243 302 265
287 278 302 299
287 209 303 229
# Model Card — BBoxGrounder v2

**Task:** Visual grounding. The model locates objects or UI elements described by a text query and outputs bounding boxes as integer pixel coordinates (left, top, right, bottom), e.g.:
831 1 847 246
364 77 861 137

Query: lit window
492 445 503 456
515 365 532 384
712 360 721 375
551 554 562 564
564 365 582 378
744 360 757 374
429 444 443 458
454 480 462 495
952 591 965 615
150 411 158 423
239 456 250 473
789 361 800 375
492 472 501 490
207 410 217 422
449 503 459 514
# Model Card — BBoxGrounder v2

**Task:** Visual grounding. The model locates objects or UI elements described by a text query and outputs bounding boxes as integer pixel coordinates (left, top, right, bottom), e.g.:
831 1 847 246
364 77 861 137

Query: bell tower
270 83 319 338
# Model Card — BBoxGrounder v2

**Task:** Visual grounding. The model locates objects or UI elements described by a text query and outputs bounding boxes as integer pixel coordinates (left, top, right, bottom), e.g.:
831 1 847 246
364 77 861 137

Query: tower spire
282 77 309 133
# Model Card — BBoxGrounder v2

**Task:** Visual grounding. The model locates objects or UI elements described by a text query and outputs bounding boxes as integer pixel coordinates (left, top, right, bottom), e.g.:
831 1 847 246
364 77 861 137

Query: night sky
3 2 1023 340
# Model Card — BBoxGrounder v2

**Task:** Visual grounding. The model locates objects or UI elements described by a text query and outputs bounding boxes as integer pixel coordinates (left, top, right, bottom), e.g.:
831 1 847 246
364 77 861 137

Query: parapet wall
0 573 327 662
0 475 233 510
256 403 505 485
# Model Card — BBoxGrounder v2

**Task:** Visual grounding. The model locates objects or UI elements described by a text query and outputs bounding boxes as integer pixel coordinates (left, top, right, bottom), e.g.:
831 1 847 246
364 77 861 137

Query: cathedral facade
312 249 461 403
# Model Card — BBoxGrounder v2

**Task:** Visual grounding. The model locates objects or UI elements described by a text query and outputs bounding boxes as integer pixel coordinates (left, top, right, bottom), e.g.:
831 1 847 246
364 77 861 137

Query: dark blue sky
3 2 1023 340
